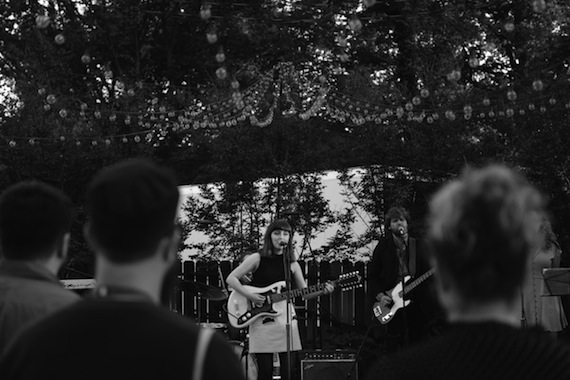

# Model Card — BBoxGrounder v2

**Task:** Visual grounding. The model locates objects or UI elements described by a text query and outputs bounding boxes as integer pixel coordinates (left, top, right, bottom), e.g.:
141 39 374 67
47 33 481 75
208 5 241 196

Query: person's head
84 158 180 265
260 219 295 261
426 164 543 310
0 181 74 263
384 206 410 237
538 214 559 251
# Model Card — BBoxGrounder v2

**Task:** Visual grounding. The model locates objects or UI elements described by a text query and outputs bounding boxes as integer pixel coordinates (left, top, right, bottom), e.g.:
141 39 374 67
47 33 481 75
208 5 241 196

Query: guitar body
373 275 412 324
372 268 436 325
227 281 286 329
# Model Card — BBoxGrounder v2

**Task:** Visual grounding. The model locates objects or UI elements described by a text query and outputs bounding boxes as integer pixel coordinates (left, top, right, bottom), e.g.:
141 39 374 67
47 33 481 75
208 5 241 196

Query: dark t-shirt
0 298 246 380
364 321 570 380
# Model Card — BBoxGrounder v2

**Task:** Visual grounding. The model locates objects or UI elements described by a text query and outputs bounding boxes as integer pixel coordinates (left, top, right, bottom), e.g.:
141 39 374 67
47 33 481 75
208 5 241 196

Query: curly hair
426 165 544 303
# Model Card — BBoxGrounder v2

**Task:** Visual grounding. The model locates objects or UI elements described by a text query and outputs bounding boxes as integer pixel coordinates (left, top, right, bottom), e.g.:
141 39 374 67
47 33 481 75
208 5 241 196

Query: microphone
279 242 288 247
397 227 405 236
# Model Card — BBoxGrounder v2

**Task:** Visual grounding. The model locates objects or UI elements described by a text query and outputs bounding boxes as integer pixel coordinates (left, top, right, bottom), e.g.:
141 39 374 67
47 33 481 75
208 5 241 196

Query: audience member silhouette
0 158 245 380
0 181 79 356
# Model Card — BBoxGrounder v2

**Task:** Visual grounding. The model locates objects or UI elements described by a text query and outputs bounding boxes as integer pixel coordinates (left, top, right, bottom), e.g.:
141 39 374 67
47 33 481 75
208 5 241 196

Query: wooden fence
170 260 373 349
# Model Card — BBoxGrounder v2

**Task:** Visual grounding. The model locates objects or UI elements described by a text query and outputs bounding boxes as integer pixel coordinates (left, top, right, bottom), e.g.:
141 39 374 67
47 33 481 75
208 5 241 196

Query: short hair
384 206 410 232
0 181 74 260
426 165 543 303
260 219 296 262
86 158 179 263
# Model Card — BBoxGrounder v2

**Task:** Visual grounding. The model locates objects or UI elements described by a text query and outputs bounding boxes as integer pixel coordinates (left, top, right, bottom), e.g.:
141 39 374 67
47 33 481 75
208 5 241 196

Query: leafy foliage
1 0 570 270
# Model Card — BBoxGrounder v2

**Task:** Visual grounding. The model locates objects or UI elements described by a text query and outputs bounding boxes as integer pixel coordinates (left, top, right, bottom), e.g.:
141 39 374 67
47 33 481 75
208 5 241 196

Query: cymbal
177 280 227 301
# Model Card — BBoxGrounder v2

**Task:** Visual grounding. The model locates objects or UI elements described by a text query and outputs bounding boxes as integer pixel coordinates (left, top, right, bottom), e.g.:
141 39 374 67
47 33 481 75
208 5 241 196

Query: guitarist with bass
368 206 442 354
226 219 334 380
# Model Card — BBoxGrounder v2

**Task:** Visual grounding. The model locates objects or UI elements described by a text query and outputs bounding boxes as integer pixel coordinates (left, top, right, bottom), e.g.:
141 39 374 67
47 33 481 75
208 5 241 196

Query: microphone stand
520 287 527 329
400 237 410 349
346 315 377 379
282 243 292 380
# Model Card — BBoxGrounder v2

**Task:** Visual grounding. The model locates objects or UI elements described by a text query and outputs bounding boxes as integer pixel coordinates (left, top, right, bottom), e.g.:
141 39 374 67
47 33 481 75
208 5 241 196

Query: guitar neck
270 282 330 303
403 267 436 294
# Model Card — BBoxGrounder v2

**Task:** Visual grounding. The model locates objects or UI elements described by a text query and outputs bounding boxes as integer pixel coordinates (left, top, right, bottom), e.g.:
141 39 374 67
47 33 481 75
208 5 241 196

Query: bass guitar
372 267 436 324
227 271 362 329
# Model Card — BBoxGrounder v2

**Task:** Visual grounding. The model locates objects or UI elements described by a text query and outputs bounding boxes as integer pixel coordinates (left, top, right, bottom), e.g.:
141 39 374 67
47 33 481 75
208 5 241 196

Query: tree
1 0 570 267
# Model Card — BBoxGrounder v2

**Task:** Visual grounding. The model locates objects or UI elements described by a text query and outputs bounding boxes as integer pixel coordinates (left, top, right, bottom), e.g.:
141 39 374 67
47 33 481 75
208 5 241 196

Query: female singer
521 215 567 335
226 219 333 380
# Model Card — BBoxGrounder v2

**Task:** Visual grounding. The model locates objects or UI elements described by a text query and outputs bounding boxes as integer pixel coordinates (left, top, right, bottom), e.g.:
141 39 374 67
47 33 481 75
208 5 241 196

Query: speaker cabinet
301 359 357 380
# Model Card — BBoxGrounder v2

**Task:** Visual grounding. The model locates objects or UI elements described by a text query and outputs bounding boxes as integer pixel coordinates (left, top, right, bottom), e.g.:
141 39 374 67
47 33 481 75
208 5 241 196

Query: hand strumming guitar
249 292 266 307
376 291 393 307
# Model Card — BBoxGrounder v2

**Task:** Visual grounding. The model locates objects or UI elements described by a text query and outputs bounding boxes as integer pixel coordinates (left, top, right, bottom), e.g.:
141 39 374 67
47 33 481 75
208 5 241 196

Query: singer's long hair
260 219 296 262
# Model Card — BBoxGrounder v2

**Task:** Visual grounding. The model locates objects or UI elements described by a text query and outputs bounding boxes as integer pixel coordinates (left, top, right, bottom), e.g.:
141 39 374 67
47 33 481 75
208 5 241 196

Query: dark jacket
368 234 428 300
368 234 443 335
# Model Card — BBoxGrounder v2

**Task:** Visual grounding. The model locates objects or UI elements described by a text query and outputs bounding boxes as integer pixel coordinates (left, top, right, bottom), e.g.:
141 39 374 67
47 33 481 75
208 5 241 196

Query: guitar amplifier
301 351 358 380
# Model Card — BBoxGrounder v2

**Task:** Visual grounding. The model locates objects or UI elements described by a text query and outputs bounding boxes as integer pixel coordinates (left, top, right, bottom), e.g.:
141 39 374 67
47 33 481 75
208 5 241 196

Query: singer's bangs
270 219 292 233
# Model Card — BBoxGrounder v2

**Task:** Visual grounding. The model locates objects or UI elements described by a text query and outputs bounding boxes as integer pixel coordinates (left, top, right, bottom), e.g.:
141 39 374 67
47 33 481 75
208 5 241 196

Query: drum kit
176 277 258 380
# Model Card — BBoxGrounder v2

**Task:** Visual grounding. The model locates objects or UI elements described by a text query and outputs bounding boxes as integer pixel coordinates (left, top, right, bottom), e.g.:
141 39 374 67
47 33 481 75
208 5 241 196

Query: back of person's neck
446 300 521 327
95 256 163 304
3 257 59 277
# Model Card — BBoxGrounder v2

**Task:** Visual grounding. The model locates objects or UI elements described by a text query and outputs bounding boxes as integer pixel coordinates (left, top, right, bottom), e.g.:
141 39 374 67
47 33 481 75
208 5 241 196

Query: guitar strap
409 237 417 277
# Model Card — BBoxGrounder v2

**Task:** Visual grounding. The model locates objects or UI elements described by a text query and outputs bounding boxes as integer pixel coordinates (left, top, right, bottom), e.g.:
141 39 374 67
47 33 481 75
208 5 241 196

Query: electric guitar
372 267 436 324
227 271 362 329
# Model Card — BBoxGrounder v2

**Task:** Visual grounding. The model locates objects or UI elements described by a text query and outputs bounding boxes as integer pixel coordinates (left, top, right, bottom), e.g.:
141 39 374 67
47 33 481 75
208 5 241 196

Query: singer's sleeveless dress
248 254 302 353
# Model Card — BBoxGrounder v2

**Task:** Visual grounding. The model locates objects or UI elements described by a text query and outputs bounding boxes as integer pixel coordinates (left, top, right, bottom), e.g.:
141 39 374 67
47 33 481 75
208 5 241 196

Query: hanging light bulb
46 94 57 104
215 48 226 63
349 17 362 32
54 34 65 44
200 4 212 20
504 22 515 32
533 0 547 13
468 57 479 68
507 89 517 101
206 31 218 44
35 15 50 28
216 67 228 80
532 79 544 91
